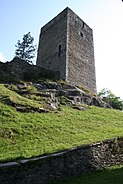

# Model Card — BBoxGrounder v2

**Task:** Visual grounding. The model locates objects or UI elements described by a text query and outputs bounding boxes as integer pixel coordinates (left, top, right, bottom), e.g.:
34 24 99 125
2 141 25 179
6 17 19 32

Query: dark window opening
80 32 83 37
83 22 85 29
58 44 62 56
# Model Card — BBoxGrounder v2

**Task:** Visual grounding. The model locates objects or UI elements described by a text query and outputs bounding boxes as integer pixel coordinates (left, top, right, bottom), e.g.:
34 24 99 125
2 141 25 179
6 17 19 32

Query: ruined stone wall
0 137 123 184
67 8 96 93
37 9 68 80
0 57 60 82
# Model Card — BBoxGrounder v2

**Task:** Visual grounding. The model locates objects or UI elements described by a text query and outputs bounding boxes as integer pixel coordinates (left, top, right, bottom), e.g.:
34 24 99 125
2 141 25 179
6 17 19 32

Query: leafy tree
98 88 123 110
15 32 37 64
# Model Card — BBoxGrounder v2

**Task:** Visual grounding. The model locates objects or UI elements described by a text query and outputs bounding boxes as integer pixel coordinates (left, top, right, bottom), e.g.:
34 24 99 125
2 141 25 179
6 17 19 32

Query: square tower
37 7 96 93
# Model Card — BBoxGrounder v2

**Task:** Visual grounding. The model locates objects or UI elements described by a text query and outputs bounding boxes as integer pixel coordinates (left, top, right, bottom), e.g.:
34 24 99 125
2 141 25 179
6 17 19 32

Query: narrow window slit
58 44 62 56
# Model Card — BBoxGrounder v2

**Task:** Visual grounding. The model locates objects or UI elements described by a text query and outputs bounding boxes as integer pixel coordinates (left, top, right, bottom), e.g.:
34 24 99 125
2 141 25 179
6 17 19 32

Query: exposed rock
2 80 111 113
50 102 58 110
16 106 49 113
72 106 87 111
33 82 111 109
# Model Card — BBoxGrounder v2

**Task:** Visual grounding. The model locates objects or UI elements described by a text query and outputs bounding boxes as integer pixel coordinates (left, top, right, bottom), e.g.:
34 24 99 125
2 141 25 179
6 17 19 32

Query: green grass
0 84 42 108
50 165 123 184
0 84 123 162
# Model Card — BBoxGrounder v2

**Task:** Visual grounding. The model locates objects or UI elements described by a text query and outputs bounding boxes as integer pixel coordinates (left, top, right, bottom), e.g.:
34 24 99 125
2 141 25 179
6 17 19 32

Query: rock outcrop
33 81 111 109
0 58 111 111
4 81 111 113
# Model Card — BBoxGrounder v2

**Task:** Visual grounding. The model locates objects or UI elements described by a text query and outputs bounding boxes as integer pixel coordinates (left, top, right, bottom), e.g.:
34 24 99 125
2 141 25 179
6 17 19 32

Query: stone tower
37 7 96 93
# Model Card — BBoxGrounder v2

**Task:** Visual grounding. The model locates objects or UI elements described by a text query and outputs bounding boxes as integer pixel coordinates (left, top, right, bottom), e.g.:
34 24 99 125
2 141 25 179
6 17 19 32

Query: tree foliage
98 88 123 110
15 32 37 64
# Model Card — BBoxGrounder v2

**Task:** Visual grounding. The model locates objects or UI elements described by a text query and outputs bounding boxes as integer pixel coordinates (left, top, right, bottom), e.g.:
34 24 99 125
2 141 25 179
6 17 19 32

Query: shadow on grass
50 166 123 184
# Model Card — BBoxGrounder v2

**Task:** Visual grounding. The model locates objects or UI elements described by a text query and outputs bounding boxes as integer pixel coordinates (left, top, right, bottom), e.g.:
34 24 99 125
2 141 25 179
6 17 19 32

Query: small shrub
28 94 45 101
6 84 18 92
26 85 37 94
98 89 123 110
59 96 72 105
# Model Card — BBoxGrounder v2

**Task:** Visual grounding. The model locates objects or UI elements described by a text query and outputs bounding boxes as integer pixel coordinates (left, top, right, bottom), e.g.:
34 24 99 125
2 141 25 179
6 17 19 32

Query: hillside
0 82 123 162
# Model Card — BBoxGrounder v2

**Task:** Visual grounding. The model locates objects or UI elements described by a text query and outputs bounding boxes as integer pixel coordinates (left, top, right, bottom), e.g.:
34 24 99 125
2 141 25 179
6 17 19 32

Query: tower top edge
41 7 92 32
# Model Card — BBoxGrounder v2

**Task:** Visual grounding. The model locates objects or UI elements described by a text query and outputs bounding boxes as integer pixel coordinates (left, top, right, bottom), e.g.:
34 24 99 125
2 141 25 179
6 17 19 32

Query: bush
98 89 123 110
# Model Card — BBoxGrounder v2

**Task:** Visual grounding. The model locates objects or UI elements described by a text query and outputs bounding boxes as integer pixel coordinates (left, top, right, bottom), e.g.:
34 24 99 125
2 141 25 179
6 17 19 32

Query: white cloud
0 53 6 63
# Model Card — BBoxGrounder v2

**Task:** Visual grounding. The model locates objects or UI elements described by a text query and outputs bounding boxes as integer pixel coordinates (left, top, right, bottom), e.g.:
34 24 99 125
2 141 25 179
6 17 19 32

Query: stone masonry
37 7 97 93
0 137 123 184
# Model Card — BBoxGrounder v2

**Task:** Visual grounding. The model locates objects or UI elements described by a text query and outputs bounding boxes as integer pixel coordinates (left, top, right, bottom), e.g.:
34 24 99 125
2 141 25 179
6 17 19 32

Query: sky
0 0 123 98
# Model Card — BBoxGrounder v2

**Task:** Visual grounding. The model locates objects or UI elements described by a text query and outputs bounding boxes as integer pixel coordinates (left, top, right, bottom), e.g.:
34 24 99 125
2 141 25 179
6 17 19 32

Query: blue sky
0 0 123 98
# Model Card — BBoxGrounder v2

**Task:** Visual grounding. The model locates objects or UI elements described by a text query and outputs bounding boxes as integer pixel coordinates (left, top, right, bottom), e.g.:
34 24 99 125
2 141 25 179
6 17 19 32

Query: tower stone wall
37 7 97 93
67 9 96 92
37 8 68 80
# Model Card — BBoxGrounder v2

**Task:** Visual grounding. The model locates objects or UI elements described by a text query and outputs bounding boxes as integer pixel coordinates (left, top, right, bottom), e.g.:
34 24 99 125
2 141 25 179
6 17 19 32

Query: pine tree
15 32 37 64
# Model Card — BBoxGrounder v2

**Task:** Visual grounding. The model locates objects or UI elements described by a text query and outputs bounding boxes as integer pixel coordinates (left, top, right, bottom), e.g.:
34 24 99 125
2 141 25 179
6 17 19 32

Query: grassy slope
0 84 123 162
0 84 42 108
50 165 123 184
